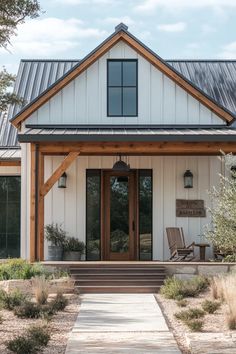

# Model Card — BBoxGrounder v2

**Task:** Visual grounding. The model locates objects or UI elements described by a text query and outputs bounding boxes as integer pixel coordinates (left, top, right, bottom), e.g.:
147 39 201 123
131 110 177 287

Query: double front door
102 171 136 261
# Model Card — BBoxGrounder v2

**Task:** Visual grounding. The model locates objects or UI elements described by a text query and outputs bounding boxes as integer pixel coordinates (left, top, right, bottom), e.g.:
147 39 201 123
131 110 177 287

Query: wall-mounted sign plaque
176 199 206 217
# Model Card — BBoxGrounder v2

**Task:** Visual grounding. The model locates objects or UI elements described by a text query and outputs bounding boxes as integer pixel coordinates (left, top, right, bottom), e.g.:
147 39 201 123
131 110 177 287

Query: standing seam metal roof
2 59 236 148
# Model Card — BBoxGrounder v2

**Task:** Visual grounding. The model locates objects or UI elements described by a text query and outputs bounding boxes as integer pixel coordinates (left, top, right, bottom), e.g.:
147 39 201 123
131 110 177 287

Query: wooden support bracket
40 151 80 197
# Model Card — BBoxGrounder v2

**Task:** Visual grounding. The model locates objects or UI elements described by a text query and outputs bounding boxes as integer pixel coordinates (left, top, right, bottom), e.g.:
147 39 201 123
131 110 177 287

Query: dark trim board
25 124 228 129
18 133 236 143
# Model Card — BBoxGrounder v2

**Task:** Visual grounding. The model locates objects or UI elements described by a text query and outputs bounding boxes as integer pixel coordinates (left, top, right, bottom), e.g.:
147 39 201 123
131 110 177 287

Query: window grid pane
108 60 137 116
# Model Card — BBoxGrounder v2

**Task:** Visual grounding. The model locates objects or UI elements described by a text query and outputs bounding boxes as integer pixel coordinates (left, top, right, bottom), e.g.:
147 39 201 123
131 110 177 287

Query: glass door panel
104 171 135 261
110 176 129 253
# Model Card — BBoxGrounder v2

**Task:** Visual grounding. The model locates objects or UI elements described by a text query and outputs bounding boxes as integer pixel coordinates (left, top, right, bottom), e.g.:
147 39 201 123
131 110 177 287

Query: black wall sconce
58 172 67 188
231 165 236 179
184 169 193 188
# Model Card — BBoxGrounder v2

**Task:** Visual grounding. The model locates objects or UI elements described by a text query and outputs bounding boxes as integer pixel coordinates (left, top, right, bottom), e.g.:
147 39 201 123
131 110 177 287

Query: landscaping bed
156 274 236 354
0 259 80 354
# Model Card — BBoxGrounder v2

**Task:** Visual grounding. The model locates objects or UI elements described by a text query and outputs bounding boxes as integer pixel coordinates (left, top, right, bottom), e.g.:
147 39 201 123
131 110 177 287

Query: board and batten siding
26 41 224 126
38 155 222 261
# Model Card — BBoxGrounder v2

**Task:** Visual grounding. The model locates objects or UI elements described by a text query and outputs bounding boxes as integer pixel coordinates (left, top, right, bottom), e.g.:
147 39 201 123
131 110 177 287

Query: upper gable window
107 60 138 117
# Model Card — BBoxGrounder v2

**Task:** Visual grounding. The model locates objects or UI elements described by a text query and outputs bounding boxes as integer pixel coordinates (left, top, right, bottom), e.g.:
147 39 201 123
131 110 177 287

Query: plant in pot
63 237 85 261
45 223 66 261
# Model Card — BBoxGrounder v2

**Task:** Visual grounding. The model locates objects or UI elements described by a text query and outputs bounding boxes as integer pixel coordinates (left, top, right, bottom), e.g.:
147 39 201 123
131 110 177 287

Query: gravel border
0 294 80 354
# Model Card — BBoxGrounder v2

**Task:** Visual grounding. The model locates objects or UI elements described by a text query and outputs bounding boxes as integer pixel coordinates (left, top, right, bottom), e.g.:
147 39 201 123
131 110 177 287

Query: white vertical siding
27 41 224 126
41 155 221 261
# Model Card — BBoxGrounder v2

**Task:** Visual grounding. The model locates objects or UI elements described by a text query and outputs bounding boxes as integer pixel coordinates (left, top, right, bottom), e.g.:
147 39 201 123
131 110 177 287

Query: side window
107 60 137 117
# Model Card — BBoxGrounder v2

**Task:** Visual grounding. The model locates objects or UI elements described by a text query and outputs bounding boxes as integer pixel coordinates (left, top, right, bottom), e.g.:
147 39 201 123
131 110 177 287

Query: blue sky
1 0 236 74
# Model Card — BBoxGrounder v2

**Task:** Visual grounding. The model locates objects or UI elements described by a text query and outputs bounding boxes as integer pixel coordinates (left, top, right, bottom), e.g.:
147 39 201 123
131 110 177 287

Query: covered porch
18 126 236 262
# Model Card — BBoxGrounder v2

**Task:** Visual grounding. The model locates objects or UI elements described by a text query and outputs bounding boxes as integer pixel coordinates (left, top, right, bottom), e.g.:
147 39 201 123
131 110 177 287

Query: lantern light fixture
184 169 193 188
231 165 236 179
112 155 130 172
58 172 67 188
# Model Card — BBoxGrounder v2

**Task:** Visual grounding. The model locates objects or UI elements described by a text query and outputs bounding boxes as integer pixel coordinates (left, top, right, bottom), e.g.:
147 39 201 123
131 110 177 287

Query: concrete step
74 279 165 286
71 272 166 278
76 285 162 294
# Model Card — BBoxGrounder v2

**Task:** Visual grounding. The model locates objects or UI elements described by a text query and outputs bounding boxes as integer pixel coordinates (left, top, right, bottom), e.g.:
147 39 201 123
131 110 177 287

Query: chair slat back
166 227 185 251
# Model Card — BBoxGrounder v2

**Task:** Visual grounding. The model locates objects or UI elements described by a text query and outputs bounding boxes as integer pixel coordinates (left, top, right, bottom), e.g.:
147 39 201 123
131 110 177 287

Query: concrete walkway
65 294 181 354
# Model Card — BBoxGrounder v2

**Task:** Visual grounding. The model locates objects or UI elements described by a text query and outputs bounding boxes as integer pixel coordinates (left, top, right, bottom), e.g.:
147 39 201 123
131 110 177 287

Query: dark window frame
138 169 153 261
107 59 138 117
0 175 21 259
86 169 101 261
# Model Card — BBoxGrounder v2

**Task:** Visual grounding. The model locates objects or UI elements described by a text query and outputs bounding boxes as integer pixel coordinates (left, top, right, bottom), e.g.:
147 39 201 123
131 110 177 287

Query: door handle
132 220 135 231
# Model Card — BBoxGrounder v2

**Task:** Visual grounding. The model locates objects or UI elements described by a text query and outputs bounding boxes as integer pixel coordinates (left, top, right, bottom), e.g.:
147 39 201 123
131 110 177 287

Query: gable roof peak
115 23 128 32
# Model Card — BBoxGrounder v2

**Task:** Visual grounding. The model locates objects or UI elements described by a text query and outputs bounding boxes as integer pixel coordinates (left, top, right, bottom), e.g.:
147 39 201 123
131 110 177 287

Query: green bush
176 299 188 307
27 325 50 347
175 307 205 322
160 276 209 300
0 289 27 310
0 259 49 280
50 292 68 312
6 325 50 354
6 336 38 354
14 302 41 319
185 319 204 332
201 299 221 314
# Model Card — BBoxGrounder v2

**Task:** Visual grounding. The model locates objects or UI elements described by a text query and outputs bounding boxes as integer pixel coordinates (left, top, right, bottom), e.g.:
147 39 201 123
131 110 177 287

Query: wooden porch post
30 143 37 262
37 151 44 261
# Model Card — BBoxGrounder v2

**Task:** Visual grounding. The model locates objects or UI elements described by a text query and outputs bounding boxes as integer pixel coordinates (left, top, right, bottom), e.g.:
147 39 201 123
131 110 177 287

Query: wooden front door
102 171 136 261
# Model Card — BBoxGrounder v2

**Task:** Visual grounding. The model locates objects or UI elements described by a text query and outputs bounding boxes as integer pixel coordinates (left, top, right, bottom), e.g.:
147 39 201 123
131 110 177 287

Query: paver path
65 294 181 354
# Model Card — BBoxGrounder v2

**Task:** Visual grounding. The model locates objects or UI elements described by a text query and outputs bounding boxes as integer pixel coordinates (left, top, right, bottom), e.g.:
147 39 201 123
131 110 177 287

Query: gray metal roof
0 148 21 160
18 127 236 143
169 60 236 121
2 56 236 149
1 60 79 148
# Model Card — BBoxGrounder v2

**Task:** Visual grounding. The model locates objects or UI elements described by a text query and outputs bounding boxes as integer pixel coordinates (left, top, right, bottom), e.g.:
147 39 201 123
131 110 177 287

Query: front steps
69 263 166 293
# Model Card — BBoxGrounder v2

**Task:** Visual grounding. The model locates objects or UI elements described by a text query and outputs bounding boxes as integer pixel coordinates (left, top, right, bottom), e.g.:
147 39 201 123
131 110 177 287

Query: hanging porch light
58 172 67 188
184 169 193 188
112 155 130 172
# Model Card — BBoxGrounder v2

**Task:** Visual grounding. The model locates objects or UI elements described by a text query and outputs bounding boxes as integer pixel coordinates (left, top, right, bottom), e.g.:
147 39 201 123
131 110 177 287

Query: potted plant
45 223 66 261
63 237 85 261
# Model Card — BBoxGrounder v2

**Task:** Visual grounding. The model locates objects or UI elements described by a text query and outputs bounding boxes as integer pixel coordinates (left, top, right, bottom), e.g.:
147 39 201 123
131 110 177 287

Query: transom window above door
107 60 138 117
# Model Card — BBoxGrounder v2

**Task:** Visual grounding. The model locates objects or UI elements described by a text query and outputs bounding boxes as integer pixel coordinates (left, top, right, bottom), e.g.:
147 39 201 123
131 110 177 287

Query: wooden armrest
187 242 195 248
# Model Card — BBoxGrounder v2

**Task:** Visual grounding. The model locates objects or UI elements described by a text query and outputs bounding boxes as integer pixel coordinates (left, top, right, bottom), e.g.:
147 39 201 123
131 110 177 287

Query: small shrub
210 276 224 300
202 299 221 314
27 325 50 347
177 299 188 307
6 336 38 354
227 313 236 330
50 292 68 312
14 302 41 319
0 290 27 310
0 259 49 280
6 325 50 354
32 276 49 305
175 307 205 322
185 319 204 332
160 276 209 300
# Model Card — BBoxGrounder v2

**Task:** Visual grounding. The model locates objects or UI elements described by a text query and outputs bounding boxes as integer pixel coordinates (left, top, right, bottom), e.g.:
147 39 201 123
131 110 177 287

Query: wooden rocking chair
166 227 195 261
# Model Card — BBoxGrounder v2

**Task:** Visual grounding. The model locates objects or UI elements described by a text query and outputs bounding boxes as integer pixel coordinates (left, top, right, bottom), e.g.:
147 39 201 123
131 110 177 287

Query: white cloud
201 24 216 34
135 0 236 13
103 16 135 26
4 18 107 57
219 42 236 59
157 22 186 32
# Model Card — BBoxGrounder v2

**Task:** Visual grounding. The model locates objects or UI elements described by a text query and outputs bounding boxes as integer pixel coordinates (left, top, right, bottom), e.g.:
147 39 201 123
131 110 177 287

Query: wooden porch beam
37 151 44 261
0 160 21 166
40 151 80 197
38 141 236 156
